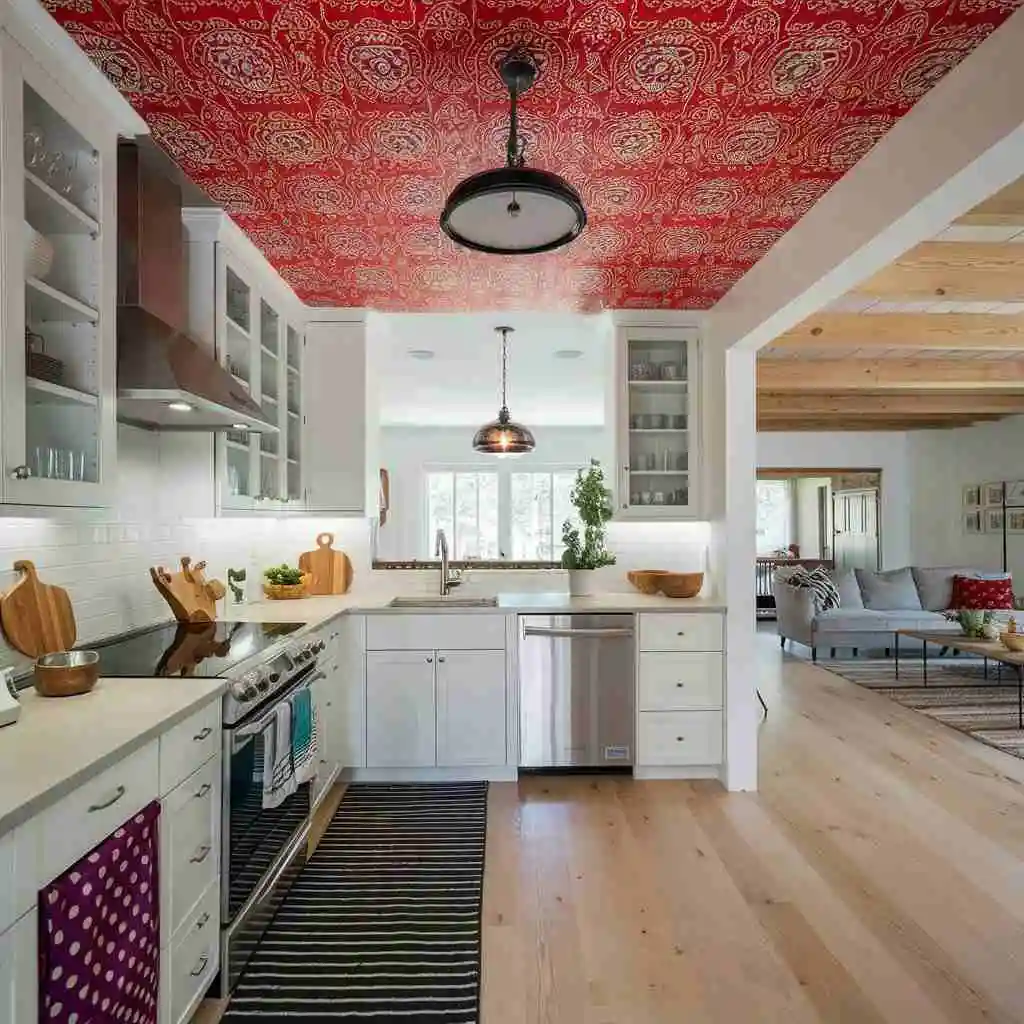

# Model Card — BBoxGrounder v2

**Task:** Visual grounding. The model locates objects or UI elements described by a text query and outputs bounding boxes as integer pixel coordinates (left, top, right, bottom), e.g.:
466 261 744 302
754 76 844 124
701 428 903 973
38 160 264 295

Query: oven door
219 668 321 992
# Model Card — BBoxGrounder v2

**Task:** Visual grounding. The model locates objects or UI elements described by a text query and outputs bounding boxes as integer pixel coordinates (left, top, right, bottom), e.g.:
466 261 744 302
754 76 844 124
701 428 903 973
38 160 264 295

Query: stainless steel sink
387 596 499 609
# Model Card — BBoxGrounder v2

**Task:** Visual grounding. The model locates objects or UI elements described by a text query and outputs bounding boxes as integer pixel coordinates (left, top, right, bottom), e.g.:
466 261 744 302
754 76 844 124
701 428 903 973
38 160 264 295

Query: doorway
832 488 881 573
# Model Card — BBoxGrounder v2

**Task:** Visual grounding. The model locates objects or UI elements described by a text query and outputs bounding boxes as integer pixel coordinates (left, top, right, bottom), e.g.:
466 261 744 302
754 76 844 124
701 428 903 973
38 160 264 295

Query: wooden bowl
1000 632 1024 652
263 574 311 600
627 570 669 595
655 572 705 599
34 650 99 697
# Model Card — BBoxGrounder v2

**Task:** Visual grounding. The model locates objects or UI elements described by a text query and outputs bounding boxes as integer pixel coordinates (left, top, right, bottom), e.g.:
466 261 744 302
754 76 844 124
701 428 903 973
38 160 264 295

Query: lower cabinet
0 910 36 1024
366 648 507 769
366 651 437 767
436 651 506 766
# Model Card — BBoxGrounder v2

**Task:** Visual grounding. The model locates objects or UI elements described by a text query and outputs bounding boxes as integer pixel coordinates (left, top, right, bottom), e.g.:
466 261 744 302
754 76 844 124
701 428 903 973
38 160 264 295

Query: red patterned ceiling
48 0 1020 311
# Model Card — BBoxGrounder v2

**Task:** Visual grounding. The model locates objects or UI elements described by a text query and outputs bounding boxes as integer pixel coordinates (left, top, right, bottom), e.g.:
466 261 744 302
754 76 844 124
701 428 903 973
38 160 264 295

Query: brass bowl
656 572 705 599
34 650 99 697
1000 632 1024 652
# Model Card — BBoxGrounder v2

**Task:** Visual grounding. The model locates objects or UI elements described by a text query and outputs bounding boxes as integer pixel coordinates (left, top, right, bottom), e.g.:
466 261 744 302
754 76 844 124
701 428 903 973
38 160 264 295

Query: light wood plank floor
198 634 1024 1023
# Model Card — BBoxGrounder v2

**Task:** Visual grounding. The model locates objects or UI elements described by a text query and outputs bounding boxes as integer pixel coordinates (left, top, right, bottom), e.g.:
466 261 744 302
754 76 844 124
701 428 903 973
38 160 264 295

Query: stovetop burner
93 620 305 678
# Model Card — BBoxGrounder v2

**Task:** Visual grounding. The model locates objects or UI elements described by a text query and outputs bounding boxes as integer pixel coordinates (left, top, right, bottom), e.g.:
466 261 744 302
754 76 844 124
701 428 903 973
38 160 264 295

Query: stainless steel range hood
117 305 277 431
116 142 278 433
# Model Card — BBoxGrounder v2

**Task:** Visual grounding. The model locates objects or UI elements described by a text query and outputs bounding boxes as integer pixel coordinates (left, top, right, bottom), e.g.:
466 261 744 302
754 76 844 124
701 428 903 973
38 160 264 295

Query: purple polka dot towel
39 800 161 1023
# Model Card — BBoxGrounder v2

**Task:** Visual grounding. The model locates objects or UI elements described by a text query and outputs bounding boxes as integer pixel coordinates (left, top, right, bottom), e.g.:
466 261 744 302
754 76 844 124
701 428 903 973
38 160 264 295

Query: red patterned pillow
950 575 1014 610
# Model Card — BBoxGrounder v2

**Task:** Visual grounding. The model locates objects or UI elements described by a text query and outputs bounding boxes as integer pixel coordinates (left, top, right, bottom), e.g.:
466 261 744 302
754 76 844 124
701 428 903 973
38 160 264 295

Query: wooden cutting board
299 533 352 595
0 560 76 657
150 557 226 623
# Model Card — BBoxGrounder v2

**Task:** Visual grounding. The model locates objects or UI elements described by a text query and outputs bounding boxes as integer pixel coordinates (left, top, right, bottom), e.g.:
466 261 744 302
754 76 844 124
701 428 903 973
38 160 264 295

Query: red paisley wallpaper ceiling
47 0 1021 311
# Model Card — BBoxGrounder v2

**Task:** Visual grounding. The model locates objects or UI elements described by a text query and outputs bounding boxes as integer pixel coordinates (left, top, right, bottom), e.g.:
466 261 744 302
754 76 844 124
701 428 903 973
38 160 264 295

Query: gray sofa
775 566 991 659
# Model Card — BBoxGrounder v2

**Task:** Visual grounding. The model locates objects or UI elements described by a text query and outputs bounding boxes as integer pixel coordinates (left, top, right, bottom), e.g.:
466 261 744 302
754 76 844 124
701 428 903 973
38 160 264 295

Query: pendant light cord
499 327 510 416
506 81 522 168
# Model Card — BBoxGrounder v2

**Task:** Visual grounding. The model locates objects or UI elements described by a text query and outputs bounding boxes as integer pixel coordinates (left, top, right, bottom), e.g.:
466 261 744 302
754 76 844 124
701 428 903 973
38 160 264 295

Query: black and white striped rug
223 782 488 1022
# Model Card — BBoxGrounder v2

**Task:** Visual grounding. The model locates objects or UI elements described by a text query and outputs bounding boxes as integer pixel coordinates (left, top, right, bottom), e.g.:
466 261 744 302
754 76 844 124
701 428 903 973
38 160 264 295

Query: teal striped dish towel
291 687 319 784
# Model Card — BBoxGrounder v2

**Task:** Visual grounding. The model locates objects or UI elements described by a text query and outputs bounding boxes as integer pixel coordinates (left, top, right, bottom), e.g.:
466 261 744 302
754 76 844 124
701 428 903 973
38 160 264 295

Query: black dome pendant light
441 48 587 255
473 326 536 455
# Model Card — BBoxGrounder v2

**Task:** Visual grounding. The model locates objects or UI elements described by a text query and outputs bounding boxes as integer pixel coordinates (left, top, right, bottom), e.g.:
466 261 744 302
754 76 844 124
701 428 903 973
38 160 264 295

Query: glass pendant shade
441 49 586 256
474 326 535 455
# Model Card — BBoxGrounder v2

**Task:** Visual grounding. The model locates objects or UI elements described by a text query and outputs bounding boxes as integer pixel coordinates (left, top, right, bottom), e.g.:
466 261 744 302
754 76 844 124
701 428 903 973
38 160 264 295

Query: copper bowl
34 650 99 697
627 570 669 595
656 572 705 599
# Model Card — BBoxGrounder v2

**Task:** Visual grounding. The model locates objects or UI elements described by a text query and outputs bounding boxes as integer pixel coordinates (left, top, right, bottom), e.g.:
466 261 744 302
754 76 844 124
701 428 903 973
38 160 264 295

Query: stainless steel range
93 619 327 993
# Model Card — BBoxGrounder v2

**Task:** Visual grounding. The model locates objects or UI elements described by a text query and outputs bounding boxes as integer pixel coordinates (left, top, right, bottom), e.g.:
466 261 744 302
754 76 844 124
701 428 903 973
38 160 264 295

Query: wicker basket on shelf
263 574 311 600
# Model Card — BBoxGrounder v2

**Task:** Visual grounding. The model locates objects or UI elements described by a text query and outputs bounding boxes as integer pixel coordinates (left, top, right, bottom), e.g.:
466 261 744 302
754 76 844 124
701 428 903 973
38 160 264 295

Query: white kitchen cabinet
366 651 436 767
0 909 36 1024
0 32 120 507
303 319 369 513
183 211 306 514
435 651 506 767
614 325 701 519
311 631 344 807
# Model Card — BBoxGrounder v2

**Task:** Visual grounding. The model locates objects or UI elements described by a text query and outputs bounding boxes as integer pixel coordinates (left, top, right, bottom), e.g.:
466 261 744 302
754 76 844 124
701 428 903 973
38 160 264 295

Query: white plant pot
567 569 597 596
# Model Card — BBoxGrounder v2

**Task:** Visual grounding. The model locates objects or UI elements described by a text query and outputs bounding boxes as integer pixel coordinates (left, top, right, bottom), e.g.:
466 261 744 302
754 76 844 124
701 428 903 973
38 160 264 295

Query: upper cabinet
0 33 119 507
614 325 701 520
183 212 306 514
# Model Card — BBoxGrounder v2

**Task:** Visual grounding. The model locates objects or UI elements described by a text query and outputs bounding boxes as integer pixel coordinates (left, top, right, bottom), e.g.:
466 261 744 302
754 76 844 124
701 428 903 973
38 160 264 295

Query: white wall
909 415 1024 583
757 431 911 569
376 425 614 560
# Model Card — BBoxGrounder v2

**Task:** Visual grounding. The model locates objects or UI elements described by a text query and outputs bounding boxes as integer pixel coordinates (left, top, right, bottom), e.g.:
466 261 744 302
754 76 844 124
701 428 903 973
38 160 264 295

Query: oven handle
233 670 326 740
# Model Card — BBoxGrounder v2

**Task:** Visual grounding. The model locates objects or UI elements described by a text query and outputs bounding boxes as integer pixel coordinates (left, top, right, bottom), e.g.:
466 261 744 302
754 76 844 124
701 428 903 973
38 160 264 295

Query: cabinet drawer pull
676 631 686 637
676 682 684 688
190 844 212 864
194 783 212 800
88 785 126 812
676 736 685 742
193 727 213 741
196 912 210 931
190 954 209 977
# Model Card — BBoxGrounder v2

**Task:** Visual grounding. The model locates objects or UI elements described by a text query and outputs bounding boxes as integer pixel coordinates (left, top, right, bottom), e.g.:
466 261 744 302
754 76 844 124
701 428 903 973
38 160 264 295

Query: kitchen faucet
435 529 462 596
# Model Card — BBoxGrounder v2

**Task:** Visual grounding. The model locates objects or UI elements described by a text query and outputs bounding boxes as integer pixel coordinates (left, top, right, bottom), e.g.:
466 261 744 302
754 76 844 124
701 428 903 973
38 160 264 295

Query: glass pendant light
441 49 586 255
473 326 536 455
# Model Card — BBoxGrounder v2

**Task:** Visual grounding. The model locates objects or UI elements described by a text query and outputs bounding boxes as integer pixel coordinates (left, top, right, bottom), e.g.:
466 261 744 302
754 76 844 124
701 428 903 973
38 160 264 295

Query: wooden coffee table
894 628 1024 728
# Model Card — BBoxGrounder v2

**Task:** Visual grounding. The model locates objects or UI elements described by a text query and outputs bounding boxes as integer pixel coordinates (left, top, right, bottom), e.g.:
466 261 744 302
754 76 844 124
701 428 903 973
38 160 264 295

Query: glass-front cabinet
0 40 117 506
214 246 304 512
615 326 700 519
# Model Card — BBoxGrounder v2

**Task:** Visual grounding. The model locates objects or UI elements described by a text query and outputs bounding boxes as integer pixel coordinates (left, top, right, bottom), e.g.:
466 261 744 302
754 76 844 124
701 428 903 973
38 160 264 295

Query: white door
0 910 37 1024
832 489 880 572
435 650 506 767
303 321 367 512
366 651 436 767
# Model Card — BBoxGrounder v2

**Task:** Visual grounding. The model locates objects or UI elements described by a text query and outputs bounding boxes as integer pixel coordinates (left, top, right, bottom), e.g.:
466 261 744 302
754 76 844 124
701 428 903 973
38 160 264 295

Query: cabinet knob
676 682 684 688
9 465 31 480
437 656 446 663
426 656 433 663
676 631 686 637
676 736 685 742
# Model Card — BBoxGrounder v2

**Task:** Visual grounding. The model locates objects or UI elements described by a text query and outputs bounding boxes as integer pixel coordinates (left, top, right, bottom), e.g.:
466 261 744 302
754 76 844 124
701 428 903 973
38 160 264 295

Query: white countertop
226 591 725 628
0 677 224 837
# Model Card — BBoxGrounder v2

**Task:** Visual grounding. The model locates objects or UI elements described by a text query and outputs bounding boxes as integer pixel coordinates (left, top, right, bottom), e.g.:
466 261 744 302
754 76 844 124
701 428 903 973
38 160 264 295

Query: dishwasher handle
523 626 634 639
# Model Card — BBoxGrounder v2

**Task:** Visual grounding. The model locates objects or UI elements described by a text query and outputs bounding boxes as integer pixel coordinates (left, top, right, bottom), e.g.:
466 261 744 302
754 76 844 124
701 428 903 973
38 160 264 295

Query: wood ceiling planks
758 358 1024 391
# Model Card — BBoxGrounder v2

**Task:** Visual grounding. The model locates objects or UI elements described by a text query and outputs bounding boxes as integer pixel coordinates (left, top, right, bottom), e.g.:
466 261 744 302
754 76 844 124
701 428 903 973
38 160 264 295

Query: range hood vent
116 143 277 433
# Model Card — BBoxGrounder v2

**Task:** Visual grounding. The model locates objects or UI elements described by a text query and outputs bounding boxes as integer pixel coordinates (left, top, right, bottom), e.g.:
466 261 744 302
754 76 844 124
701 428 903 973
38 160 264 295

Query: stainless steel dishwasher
518 614 635 769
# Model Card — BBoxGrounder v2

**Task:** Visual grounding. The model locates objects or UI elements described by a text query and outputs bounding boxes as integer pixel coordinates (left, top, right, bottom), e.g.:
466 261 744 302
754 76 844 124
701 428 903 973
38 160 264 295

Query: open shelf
260 344 278 360
24 170 99 236
286 364 298 376
226 316 250 341
230 373 250 390
629 469 688 476
26 376 98 406
628 379 687 389
630 428 688 434
225 439 249 453
26 277 97 323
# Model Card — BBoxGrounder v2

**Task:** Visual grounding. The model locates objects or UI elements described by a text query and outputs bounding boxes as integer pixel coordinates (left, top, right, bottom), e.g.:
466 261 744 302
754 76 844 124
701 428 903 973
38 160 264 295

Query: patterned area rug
821 658 1024 760
223 782 488 1022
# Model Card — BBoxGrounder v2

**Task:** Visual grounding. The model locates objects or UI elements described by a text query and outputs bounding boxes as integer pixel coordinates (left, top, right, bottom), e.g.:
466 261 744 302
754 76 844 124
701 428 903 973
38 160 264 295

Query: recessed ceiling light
408 349 435 360
167 401 194 412
554 349 584 359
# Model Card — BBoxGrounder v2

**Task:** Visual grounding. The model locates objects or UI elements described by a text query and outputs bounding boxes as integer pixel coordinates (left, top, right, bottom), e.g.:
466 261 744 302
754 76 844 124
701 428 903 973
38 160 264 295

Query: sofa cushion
855 567 923 611
912 566 978 611
951 574 1014 610
831 569 863 609
815 608 954 632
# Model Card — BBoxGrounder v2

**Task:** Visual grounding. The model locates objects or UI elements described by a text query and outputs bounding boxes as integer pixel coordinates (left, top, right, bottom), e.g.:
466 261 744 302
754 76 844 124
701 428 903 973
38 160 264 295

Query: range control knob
255 671 270 693
233 671 261 702
269 671 281 684
315 640 326 654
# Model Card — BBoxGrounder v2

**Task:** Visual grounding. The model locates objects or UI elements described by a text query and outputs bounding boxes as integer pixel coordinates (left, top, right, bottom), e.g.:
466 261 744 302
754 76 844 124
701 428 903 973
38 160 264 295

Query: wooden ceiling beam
851 242 1024 301
768 312 1024 351
756 418 988 432
957 178 1024 228
757 392 1024 416
757 358 1024 392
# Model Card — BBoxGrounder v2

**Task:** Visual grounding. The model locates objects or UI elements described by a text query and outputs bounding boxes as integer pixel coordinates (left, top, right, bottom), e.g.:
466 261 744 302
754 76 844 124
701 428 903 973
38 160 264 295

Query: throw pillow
856 567 923 611
911 566 977 612
786 566 840 611
831 569 863 609
950 574 1014 610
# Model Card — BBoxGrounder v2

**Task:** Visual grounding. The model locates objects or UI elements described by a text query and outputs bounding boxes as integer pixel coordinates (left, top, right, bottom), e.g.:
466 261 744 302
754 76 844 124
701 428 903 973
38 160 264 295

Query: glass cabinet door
3 55 115 506
621 332 695 516
285 325 302 502
258 298 283 502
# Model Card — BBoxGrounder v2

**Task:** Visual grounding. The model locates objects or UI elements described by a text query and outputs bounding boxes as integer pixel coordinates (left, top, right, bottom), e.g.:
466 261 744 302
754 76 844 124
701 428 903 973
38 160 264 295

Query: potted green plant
561 460 616 595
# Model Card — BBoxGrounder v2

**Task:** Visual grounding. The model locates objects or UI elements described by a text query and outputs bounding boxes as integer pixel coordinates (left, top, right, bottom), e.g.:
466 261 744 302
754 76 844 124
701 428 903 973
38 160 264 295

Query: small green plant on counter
264 564 304 586
561 460 616 570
